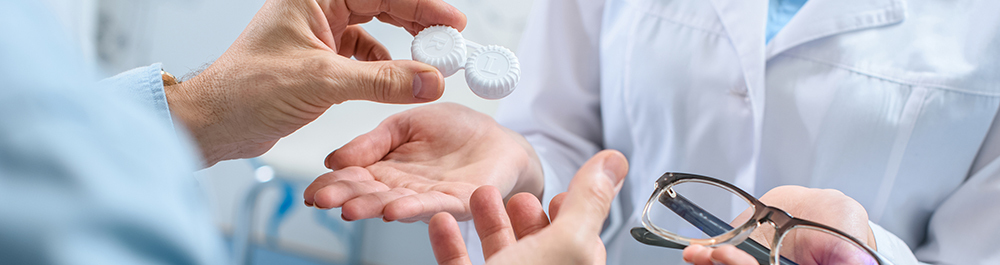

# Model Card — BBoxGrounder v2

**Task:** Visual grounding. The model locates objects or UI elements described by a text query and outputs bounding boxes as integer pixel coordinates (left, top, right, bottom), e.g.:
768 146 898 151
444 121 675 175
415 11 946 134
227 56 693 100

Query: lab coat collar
704 0 909 89
706 0 768 93
765 0 908 59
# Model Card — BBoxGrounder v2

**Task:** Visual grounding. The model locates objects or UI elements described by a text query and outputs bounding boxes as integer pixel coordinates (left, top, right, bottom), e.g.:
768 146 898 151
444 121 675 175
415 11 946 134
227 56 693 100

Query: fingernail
304 200 313 207
341 214 353 221
683 245 704 263
602 154 627 184
412 71 440 101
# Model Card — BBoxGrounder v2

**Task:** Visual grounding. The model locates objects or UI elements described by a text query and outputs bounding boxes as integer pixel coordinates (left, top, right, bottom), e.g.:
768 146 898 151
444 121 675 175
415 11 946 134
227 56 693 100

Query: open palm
304 103 543 222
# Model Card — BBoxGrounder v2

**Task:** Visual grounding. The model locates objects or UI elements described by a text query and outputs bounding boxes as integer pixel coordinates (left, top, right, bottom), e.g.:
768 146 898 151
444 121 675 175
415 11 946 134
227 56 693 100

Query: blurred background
40 0 534 264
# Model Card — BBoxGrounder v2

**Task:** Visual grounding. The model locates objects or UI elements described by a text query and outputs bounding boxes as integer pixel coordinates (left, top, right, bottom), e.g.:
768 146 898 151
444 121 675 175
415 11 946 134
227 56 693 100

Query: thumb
336 57 445 103
551 150 628 233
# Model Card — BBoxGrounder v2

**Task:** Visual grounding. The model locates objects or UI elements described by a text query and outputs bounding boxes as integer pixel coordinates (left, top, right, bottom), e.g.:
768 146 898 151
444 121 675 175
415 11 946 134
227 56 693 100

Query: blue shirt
0 1 226 264
766 0 808 43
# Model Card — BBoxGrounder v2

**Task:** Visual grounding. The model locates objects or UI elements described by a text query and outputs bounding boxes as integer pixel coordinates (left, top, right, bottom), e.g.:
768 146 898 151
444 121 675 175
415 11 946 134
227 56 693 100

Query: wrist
506 126 545 199
163 74 227 166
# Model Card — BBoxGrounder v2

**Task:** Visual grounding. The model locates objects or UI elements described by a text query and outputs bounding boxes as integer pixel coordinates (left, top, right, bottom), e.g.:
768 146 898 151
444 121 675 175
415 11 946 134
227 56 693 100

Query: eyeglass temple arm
630 226 782 265
659 193 798 265
631 227 687 248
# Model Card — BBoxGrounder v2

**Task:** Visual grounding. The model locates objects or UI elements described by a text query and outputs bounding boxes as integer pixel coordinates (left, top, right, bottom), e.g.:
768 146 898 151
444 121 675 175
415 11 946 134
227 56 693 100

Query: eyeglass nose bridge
753 205 795 229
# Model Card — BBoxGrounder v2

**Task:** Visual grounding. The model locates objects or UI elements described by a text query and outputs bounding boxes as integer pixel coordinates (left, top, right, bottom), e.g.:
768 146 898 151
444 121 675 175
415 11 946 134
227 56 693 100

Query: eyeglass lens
646 181 754 239
776 226 878 265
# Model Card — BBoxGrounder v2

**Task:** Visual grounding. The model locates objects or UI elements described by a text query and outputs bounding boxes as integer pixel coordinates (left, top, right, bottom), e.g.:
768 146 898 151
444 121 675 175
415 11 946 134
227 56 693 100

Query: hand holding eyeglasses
682 186 877 265
634 173 890 265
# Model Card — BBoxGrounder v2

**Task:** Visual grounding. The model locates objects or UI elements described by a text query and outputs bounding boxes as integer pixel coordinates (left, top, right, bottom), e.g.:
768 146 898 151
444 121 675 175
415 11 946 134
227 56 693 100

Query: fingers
330 56 445 104
375 13 415 34
336 187 467 222
683 245 714 265
550 150 628 234
343 0 467 32
347 14 376 25
548 192 567 220
314 180 392 210
710 245 759 265
337 26 392 61
429 213 473 265
506 192 550 239
383 191 471 222
325 117 403 170
469 186 516 259
341 188 417 221
683 245 758 265
305 167 380 207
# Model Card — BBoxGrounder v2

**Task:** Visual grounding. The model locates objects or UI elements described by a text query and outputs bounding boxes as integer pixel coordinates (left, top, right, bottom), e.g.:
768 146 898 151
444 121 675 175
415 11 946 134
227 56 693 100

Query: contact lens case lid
465 45 520 100
411 25 467 77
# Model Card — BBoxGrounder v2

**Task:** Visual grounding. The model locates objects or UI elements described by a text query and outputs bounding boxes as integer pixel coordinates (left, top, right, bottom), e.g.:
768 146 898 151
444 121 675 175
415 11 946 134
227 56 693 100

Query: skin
428 150 629 265
304 103 543 222
302 103 879 264
164 0 467 166
682 186 877 265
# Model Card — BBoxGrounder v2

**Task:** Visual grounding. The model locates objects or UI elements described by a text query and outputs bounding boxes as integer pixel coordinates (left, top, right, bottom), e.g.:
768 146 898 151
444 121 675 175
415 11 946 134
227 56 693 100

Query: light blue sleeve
0 1 226 264
98 63 175 131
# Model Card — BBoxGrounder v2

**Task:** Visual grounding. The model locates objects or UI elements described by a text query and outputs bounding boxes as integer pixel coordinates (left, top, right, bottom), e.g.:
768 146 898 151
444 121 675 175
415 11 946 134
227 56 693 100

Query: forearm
161 56 306 167
97 64 231 167
163 74 230 167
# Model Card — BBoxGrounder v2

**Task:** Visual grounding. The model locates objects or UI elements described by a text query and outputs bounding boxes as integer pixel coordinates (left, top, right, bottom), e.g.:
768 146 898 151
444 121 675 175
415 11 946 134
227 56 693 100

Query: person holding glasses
304 0 1000 264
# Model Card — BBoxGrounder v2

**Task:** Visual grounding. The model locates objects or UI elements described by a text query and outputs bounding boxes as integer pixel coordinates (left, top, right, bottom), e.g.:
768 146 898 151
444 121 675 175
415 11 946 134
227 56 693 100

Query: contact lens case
412 26 520 100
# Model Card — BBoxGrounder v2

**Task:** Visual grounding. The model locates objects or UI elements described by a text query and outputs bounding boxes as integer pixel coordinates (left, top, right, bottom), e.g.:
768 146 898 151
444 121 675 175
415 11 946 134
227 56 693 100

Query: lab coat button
732 84 748 97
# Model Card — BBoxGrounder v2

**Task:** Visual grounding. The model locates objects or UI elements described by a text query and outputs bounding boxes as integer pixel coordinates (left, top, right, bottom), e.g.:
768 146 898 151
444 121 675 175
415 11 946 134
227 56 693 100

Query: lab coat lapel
706 0 768 95
766 0 907 59
706 0 768 194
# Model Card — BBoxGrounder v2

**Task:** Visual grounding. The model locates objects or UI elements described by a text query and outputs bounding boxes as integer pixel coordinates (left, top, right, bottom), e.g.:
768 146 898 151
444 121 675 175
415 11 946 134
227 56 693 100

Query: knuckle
582 184 613 214
371 64 401 102
412 0 425 23
303 56 340 92
304 55 335 75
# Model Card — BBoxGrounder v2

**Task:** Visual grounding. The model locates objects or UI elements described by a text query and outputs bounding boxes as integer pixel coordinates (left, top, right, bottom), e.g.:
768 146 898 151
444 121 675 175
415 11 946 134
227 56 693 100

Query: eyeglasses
630 172 893 265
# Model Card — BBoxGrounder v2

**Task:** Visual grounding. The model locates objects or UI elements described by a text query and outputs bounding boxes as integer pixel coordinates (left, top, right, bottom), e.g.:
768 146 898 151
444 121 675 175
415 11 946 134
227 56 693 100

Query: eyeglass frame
633 172 893 265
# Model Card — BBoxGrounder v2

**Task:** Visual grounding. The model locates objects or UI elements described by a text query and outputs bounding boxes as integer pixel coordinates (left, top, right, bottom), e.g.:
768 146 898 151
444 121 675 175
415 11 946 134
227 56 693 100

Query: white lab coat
464 0 1000 264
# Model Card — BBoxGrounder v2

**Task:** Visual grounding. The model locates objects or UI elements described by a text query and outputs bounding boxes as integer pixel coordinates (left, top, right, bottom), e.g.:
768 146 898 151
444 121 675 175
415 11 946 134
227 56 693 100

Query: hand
303 103 544 222
165 0 467 166
683 186 877 265
429 150 628 265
